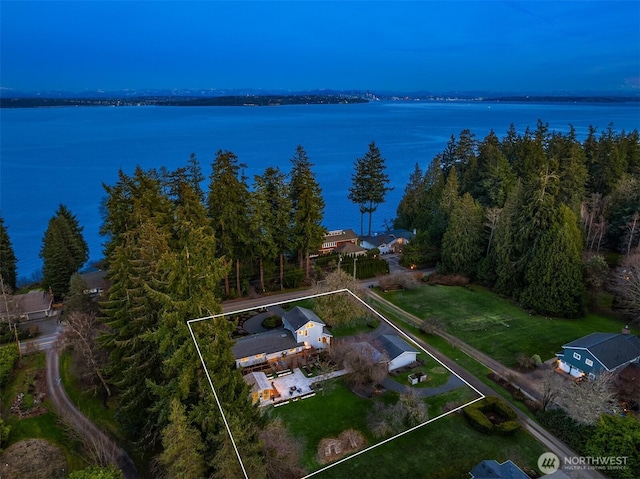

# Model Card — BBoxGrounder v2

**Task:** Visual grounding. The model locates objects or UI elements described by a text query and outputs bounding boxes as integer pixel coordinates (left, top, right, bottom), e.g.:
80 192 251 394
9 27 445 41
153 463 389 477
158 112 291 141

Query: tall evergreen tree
472 131 515 208
251 167 292 291
0 217 17 291
440 193 485 278
289 145 325 280
520 205 585 317
349 141 393 236
394 163 424 231
40 205 89 299
207 150 251 297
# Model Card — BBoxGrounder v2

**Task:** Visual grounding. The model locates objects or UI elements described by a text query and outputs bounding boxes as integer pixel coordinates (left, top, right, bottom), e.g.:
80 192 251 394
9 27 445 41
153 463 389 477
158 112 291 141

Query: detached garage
379 334 419 371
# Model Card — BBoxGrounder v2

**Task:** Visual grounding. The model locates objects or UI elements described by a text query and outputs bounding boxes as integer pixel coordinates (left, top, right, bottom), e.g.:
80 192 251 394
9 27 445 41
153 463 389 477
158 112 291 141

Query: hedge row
463 396 521 436
0 344 19 387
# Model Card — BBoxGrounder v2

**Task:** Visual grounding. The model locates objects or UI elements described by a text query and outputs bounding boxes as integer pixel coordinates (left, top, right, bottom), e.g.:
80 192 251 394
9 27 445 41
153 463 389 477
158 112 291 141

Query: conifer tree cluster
99 147 324 477
396 121 640 317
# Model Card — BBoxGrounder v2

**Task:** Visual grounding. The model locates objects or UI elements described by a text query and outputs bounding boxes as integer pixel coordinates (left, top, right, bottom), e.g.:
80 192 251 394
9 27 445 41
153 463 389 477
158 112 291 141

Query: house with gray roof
233 306 332 369
0 290 54 322
378 334 419 371
319 229 359 255
556 329 640 380
360 229 415 254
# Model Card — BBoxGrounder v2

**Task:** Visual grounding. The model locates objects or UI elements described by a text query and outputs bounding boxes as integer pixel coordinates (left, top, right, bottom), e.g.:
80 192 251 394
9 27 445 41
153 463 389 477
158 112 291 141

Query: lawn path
46 347 139 479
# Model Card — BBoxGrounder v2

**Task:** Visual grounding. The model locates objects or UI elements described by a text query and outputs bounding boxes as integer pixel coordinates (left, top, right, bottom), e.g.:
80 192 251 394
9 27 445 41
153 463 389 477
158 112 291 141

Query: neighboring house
334 242 367 257
233 306 332 369
319 229 358 255
360 229 415 254
80 270 108 297
556 329 640 380
469 459 531 479
378 334 419 371
0 290 54 322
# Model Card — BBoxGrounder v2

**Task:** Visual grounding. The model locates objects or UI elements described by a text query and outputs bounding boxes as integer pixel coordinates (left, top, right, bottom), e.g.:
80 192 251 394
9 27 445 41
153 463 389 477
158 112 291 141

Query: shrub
496 420 521 436
426 273 470 287
463 396 519 436
0 344 19 387
463 406 494 434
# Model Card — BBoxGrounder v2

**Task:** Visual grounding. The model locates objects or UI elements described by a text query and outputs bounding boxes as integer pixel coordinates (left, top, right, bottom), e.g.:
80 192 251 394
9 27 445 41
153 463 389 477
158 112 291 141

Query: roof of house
360 233 396 248
379 334 418 360
0 290 53 316
232 328 301 359
283 306 325 331
323 229 357 243
351 342 384 363
562 332 640 371
244 371 271 391
334 242 367 255
80 270 108 291
469 459 530 479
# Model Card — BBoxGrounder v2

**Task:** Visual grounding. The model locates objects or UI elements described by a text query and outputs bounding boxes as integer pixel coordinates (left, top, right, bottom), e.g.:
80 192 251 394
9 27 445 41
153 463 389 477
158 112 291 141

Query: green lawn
267 378 376 469
316 413 545 479
391 353 451 388
381 284 635 367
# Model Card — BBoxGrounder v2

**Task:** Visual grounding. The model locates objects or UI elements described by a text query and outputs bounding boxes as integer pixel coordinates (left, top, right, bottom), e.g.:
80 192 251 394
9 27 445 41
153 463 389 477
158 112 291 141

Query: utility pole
353 257 358 280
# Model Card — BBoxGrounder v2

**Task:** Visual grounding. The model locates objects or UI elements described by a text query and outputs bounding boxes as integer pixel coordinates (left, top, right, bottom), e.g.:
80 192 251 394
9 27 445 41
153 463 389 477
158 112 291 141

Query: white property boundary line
187 289 485 479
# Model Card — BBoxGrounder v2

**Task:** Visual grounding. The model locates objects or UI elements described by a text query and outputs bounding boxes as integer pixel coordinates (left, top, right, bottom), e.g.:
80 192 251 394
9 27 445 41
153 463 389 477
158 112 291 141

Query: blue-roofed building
469 459 530 479
556 329 640 380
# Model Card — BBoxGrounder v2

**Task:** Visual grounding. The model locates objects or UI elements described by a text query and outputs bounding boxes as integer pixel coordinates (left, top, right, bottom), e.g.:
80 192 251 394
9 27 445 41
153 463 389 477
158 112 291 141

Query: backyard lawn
317 412 545 479
381 284 635 368
268 374 488 475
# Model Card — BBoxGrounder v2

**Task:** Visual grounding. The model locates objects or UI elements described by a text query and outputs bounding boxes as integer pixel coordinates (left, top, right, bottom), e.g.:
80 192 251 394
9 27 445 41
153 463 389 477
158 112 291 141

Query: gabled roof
351 342 384 363
379 334 418 360
283 306 325 331
360 233 396 248
323 229 357 243
334 242 367 255
0 290 53 316
232 328 300 359
563 332 640 371
469 459 530 479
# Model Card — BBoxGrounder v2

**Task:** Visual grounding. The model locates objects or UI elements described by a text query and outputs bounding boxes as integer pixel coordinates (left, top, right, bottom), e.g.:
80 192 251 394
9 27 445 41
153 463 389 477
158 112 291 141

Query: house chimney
622 324 631 335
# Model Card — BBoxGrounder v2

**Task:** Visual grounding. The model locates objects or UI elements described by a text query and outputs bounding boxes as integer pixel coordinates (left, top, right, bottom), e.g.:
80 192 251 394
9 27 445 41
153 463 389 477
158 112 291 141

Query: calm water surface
2 100 639 279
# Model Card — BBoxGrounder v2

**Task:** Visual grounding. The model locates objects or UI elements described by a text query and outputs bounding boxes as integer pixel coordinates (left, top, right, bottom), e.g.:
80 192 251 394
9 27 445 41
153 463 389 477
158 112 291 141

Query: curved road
45 347 138 479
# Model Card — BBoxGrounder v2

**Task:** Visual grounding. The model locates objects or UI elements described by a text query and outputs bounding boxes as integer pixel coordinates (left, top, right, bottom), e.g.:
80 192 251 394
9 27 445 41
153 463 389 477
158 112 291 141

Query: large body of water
1 100 639 280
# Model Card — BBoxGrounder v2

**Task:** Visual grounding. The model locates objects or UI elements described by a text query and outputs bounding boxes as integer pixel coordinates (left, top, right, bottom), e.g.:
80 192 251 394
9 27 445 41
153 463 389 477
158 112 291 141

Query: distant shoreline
1 95 639 109
0 95 369 108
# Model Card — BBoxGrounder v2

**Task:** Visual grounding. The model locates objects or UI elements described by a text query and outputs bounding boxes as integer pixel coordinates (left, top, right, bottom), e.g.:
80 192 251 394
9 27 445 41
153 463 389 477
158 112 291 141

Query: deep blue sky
1 1 639 94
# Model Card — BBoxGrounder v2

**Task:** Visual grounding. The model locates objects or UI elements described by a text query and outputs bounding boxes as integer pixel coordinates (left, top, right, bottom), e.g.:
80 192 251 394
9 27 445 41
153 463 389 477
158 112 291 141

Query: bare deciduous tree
610 249 640 323
312 270 368 327
58 408 120 467
259 418 307 479
540 370 563 412
559 372 617 425
62 311 111 396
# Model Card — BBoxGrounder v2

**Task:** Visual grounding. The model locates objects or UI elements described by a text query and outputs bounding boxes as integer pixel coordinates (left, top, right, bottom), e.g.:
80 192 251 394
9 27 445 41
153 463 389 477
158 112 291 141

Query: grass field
381 284 635 368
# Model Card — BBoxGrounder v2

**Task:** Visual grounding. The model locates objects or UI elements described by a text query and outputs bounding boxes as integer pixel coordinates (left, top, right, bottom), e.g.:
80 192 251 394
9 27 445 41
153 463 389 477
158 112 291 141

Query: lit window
298 330 303 335
573 352 581 360
585 358 593 367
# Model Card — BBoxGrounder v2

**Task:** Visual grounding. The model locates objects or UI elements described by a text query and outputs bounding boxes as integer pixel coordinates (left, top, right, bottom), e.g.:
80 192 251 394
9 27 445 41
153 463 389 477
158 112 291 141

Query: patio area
260 367 347 407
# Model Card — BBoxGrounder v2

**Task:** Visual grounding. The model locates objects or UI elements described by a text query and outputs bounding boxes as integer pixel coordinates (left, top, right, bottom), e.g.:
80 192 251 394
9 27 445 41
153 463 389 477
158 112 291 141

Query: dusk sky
1 1 639 94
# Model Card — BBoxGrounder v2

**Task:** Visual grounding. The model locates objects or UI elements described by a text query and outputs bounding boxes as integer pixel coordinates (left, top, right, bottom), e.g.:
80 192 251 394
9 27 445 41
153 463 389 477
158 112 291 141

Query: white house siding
388 351 417 371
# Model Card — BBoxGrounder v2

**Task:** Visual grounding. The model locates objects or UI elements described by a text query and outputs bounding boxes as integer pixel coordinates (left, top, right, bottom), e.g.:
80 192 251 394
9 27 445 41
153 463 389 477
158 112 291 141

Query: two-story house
232 306 332 369
556 328 640 380
318 229 358 255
